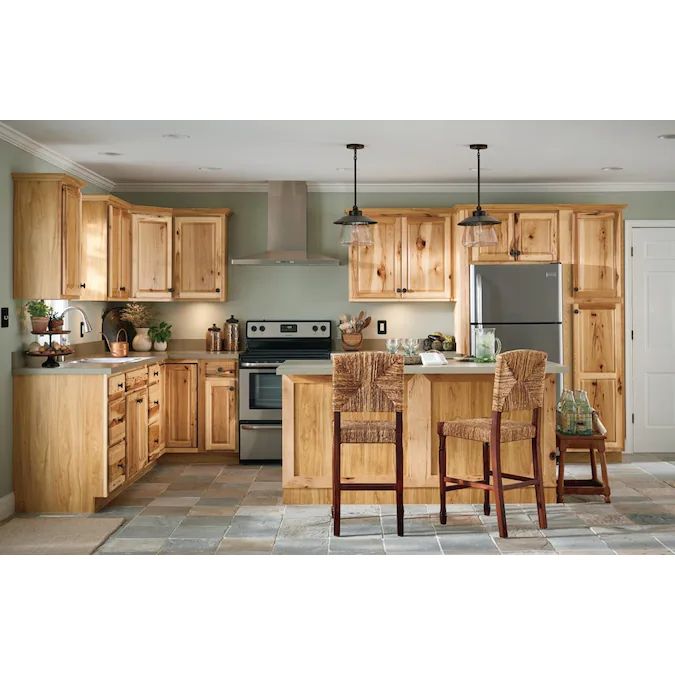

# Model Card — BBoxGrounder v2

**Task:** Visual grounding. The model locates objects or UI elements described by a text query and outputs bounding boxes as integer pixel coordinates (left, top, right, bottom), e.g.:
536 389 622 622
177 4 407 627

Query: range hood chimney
231 181 341 266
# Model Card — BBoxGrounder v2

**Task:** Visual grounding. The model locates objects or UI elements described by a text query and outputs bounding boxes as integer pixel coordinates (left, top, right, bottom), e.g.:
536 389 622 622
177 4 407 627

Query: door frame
624 219 675 453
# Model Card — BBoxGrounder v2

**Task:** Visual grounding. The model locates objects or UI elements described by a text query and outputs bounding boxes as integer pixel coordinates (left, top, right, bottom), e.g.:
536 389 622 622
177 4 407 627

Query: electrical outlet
377 320 387 335
1 307 8 328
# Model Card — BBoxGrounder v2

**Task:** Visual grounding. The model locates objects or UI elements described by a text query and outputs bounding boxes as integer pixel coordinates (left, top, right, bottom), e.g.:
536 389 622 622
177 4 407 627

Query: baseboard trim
0 492 15 521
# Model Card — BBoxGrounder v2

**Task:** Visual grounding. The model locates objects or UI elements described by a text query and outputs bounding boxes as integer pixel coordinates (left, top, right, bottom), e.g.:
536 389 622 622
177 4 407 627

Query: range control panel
246 320 332 339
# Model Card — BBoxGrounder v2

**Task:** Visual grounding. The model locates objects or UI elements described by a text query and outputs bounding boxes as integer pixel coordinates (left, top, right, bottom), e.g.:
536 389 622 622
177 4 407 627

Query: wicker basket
104 329 129 357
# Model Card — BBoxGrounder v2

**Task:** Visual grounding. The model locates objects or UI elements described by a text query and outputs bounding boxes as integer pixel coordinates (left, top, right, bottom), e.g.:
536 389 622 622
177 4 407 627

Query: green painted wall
2 134 675 502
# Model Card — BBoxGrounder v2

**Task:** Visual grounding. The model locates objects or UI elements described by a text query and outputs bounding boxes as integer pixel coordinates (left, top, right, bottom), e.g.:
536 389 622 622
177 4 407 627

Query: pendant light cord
353 146 358 213
476 147 481 211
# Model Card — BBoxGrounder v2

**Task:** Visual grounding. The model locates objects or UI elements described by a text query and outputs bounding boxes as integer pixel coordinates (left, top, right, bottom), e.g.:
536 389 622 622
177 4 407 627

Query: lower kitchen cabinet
126 388 149 477
204 378 237 450
108 441 126 493
165 362 198 449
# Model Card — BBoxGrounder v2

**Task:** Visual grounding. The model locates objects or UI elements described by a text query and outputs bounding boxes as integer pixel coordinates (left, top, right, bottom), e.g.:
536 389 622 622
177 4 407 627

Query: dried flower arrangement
120 302 153 328
338 310 371 334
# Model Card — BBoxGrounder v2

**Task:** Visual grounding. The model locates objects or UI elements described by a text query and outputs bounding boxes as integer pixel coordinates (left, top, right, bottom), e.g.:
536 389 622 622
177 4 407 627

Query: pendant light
459 143 500 247
334 143 376 246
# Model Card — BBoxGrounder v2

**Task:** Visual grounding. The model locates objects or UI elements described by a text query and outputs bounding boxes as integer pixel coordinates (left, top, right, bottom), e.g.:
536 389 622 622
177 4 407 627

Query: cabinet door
401 214 452 299
132 214 173 299
349 216 402 300
126 389 149 477
80 200 107 300
573 303 624 448
573 212 622 299
165 363 198 448
61 184 82 298
204 378 237 450
516 211 559 261
174 216 224 300
470 211 515 262
108 205 131 299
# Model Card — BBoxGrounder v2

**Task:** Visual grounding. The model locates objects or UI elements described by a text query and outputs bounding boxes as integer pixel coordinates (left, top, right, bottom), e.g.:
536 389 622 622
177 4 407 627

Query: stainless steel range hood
231 181 341 266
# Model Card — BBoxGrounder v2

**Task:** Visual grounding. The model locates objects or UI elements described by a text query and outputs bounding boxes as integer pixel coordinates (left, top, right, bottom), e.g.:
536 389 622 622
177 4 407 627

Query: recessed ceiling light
198 166 222 171
162 133 191 140
658 134 675 140
601 166 623 171
98 151 123 156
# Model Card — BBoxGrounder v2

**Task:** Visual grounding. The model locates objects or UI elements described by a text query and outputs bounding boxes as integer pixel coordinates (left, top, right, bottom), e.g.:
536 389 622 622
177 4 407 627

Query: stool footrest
444 477 489 491
339 482 397 491
564 479 604 488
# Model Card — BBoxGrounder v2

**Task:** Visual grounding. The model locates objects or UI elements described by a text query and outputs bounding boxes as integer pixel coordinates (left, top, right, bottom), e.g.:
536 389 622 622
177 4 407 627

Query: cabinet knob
574 309 580 314
153 370 159 376
117 461 125 469
215 288 221 293
402 288 408 293
573 287 579 292
396 288 402 293
168 287 175 293
228 386 235 391
120 286 126 291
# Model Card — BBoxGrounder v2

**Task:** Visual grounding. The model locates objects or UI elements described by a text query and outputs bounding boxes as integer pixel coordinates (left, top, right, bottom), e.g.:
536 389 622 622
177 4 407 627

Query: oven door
239 365 282 421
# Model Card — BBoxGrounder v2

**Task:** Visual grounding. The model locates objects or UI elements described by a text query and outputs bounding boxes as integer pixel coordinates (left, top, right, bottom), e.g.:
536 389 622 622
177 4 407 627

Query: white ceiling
3 120 675 188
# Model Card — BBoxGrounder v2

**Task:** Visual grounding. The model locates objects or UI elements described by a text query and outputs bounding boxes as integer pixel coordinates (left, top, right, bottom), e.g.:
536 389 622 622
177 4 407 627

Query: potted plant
48 309 64 332
26 299 51 333
120 302 153 351
148 321 172 352
338 311 371 351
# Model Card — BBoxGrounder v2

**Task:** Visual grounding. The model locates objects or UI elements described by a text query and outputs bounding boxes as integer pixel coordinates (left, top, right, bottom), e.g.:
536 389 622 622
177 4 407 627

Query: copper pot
104 329 129 357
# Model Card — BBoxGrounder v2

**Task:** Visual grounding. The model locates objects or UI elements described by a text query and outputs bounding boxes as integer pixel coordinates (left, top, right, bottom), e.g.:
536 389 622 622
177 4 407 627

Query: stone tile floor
92 454 675 555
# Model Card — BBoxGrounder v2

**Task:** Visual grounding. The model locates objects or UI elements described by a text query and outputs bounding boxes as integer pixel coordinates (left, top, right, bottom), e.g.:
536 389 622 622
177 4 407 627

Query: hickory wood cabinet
165 362 198 449
203 360 238 450
349 209 453 301
469 209 559 263
13 173 87 299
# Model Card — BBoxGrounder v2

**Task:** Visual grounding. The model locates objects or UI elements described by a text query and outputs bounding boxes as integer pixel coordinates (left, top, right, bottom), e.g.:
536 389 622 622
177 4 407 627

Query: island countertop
277 358 566 376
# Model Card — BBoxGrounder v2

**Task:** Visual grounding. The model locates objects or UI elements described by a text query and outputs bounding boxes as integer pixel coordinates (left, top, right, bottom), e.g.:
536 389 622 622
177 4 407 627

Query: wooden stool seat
439 418 536 444
340 419 396 444
556 432 611 503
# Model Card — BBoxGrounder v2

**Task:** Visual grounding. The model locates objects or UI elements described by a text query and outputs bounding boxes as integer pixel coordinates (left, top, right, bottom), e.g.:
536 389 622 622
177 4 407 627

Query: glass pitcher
474 326 502 362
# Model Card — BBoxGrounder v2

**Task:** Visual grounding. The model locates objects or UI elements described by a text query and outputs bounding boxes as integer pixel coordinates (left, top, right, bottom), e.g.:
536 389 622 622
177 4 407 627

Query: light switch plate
377 320 387 335
1 307 8 328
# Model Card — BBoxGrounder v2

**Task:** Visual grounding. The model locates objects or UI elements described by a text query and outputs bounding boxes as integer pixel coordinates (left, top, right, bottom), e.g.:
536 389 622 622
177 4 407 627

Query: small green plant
25 299 51 318
149 321 172 343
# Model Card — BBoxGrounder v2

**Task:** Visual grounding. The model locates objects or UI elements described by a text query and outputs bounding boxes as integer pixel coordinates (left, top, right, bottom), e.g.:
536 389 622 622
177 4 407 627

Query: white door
633 228 675 452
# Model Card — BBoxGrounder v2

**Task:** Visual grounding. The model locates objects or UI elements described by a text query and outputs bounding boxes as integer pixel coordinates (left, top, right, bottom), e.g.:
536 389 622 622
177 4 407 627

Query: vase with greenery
121 302 153 351
26 299 51 333
148 321 172 351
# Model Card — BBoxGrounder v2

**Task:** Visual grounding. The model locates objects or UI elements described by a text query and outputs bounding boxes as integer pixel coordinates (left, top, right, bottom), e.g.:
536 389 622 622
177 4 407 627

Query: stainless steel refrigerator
470 263 562 363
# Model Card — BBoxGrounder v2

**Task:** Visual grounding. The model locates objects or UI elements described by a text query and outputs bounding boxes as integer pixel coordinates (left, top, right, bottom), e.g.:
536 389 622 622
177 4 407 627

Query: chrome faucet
60 306 93 334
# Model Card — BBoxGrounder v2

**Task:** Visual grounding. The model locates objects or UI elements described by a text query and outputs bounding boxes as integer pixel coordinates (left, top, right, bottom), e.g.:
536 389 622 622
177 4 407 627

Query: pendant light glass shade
335 143 376 246
459 144 500 247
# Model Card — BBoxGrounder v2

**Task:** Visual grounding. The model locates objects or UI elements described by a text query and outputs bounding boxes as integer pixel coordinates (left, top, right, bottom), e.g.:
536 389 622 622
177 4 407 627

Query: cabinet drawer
108 397 126 446
148 383 161 421
125 367 148 391
148 422 161 461
205 360 237 378
108 441 126 493
108 373 126 397
148 364 162 385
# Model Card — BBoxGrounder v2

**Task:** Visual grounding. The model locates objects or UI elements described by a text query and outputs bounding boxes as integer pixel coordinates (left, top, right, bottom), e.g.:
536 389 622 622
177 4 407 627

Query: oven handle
240 362 284 369
240 424 283 430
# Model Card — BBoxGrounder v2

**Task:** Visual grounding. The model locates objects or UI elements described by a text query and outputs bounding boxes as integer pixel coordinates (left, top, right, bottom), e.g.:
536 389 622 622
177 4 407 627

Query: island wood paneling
282 373 557 504
13 375 107 513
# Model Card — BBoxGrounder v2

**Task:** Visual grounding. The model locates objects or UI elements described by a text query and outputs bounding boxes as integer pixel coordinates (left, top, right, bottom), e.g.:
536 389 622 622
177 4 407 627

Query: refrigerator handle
475 271 483 325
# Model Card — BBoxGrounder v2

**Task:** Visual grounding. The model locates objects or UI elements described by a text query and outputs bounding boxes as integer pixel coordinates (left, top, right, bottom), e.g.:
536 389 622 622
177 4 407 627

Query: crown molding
0 122 115 191
113 180 675 194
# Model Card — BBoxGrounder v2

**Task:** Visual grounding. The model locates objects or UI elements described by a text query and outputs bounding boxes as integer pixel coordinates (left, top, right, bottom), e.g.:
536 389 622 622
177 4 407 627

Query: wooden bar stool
556 432 611 503
437 349 549 538
332 352 405 537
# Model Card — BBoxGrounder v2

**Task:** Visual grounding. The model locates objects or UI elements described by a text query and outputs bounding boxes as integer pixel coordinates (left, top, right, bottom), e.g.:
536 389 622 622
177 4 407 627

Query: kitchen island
278 359 566 505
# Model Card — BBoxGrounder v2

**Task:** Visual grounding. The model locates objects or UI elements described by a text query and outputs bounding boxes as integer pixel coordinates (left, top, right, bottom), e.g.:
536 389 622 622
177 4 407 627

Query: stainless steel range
238 319 332 462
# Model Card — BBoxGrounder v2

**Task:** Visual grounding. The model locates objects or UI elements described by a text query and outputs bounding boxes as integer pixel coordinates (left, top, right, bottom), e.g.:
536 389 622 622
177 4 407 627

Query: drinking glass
385 338 400 354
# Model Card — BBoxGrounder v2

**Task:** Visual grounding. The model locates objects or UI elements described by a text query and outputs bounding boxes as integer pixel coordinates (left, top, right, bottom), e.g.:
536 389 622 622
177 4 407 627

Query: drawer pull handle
136 398 143 404
117 461 125 469
153 370 159 376
217 367 224 372
117 383 124 389
153 400 159 405
119 286 126 291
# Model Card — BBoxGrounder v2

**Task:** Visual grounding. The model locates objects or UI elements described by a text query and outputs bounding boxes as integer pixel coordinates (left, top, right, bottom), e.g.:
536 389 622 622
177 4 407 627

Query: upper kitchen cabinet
13 173 86 299
573 210 623 300
81 195 133 301
470 208 559 263
131 208 174 300
173 209 231 301
349 209 452 301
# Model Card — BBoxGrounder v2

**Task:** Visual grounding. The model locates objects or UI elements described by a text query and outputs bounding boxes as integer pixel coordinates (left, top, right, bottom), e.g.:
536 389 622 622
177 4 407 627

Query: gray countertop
13 351 241 376
276 358 567 376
